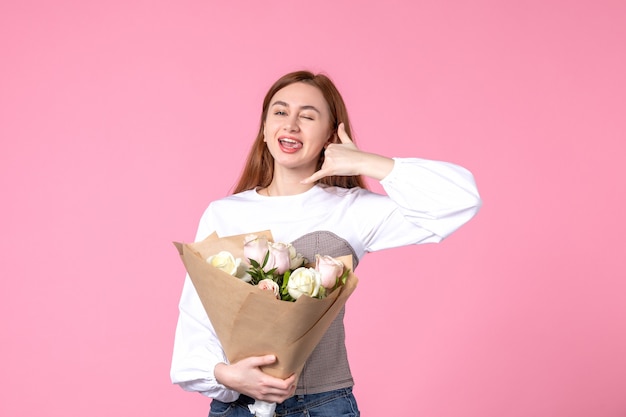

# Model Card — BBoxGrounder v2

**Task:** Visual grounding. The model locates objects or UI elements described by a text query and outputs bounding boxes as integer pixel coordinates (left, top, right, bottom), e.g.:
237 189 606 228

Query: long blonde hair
233 71 366 193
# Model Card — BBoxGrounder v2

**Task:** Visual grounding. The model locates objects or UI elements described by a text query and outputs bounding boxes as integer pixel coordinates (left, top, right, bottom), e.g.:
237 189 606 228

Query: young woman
171 70 482 416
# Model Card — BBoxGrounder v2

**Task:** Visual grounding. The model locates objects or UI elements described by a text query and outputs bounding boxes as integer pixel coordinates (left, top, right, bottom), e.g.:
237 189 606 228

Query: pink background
1 1 625 416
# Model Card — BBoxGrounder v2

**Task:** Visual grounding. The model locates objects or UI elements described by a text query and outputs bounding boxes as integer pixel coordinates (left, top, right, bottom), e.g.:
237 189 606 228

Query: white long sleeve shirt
170 157 481 401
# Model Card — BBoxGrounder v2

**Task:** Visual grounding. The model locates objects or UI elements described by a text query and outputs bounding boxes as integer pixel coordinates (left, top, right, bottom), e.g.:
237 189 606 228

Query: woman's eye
274 110 287 116
301 115 314 120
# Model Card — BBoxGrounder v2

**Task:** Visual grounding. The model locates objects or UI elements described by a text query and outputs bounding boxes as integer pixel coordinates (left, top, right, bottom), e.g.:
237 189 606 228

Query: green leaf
280 292 295 302
281 270 291 295
340 268 350 286
261 250 270 268
317 286 327 299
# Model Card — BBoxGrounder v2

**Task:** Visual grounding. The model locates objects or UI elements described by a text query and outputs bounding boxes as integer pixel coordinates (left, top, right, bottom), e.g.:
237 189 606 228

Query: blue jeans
209 387 360 417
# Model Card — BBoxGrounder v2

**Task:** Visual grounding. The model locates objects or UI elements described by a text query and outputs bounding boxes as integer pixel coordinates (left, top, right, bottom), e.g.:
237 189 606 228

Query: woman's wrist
357 152 394 181
214 362 230 387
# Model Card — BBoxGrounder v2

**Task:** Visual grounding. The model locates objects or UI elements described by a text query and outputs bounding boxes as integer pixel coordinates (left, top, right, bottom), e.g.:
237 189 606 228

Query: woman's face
263 82 333 175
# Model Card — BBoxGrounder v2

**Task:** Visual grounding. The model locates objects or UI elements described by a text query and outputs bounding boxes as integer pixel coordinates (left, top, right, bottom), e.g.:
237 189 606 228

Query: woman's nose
283 114 300 132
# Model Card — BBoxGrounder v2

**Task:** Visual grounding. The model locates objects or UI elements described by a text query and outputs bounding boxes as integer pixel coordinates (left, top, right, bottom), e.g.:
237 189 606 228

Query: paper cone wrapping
174 231 358 378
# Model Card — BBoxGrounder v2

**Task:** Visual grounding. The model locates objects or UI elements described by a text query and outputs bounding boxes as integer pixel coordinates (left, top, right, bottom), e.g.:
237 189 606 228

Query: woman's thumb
253 354 277 367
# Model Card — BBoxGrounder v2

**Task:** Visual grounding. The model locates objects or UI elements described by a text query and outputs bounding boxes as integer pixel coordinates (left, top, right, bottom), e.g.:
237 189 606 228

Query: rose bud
257 279 280 299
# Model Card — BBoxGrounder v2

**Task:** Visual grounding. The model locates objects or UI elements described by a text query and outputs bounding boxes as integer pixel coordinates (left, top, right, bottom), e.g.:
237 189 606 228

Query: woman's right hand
300 123 394 184
214 355 297 403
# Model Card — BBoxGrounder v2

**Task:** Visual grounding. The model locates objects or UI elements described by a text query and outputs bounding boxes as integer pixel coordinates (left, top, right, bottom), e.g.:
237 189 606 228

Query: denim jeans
208 387 360 417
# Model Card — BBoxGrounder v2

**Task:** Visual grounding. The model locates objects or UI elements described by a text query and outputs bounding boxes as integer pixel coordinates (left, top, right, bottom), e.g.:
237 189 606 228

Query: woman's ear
328 129 338 144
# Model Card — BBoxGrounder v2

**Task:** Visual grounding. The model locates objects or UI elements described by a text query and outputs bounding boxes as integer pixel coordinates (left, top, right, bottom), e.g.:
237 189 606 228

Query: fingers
334 122 354 145
301 123 358 184
237 354 276 369
300 170 328 185
257 354 278 366
253 363 297 402
214 355 298 404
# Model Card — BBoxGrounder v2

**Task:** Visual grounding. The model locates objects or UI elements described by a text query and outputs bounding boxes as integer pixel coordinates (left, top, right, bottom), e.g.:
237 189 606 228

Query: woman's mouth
278 137 303 152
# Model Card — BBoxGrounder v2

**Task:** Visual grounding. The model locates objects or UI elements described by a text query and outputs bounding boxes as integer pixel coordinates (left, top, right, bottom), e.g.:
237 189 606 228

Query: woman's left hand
301 123 394 184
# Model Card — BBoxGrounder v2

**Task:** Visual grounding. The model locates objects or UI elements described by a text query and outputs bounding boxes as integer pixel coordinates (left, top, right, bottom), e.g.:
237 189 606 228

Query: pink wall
1 1 625 416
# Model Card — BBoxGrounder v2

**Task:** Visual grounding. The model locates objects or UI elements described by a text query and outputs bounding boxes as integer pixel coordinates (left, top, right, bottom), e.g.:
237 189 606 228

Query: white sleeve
364 157 482 251
170 207 240 402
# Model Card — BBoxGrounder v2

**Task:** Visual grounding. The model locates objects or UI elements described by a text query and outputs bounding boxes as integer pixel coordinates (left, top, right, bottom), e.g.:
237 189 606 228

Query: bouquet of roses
174 231 358 417
208 234 350 302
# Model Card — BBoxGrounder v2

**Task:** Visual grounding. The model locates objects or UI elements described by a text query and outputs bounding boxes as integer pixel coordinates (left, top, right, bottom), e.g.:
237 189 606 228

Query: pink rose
315 255 344 289
243 234 269 265
257 279 280 299
266 242 291 274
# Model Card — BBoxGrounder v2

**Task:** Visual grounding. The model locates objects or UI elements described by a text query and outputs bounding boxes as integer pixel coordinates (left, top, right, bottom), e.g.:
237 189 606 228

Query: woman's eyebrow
270 101 321 114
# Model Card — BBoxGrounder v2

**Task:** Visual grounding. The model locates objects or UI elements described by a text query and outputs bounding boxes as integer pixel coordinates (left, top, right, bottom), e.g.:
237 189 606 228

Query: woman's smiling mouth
278 137 303 152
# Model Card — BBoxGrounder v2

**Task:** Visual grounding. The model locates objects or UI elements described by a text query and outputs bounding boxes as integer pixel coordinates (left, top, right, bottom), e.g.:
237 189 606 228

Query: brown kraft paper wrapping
173 231 358 378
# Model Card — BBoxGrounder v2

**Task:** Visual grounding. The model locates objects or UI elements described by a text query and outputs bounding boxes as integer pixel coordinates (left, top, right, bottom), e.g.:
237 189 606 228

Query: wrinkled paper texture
248 399 276 417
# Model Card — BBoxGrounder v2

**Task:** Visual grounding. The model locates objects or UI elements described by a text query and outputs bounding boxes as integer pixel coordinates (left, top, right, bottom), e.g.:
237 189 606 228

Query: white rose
287 244 305 270
287 267 322 300
207 251 249 281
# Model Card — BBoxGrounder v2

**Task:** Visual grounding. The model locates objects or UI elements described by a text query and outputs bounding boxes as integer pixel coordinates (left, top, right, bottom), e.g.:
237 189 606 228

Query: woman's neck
264 179 315 197
264 167 316 196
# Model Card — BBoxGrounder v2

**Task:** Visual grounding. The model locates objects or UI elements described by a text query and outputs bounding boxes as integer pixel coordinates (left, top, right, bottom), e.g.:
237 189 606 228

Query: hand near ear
301 123 360 184
301 123 394 184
